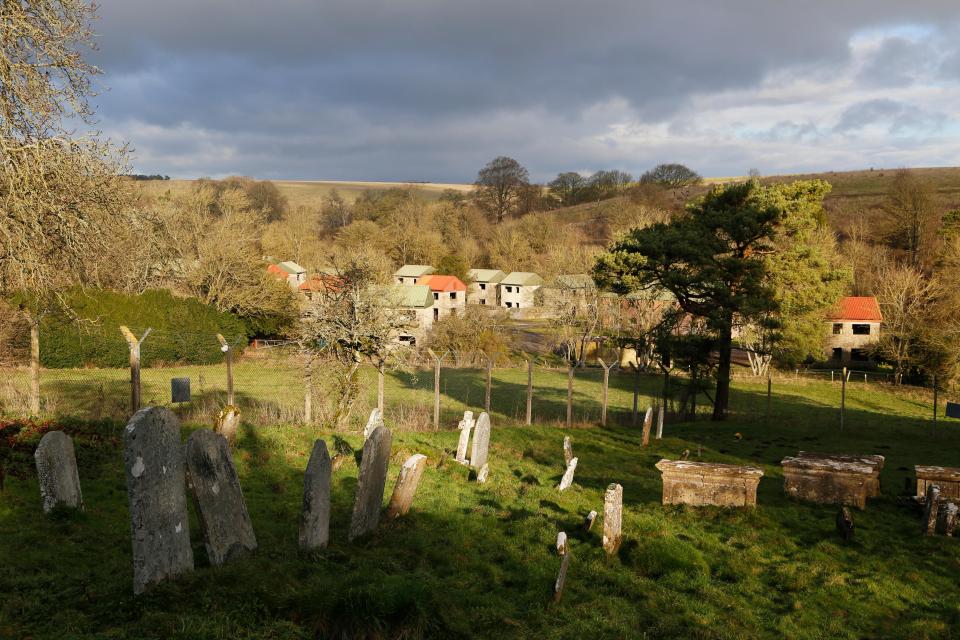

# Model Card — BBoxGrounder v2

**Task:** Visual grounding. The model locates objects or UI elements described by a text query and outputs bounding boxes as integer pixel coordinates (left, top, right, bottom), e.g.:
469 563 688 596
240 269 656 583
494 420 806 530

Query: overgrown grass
2 376 960 638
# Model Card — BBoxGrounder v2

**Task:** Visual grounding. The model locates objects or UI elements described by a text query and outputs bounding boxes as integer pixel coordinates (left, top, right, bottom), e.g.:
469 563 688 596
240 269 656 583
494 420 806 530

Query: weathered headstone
215 405 241 445
657 459 764 507
563 436 573 466
470 412 491 470
583 510 597 532
603 483 623 555
641 407 653 446
556 531 568 556
558 457 578 492
922 484 941 536
299 439 332 551
554 549 571 603
477 463 490 484
656 405 664 439
942 502 959 537
185 429 257 565
34 431 83 514
385 453 428 519
123 406 194 594
171 377 191 403
455 411 475 465
363 408 384 441
349 425 393 540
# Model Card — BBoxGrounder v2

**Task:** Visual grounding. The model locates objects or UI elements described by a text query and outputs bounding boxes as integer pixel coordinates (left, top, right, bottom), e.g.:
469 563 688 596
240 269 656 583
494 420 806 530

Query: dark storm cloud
90 1 960 180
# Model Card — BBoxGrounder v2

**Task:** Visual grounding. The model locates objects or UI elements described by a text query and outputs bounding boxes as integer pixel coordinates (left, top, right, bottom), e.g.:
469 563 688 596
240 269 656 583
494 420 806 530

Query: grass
3 373 960 638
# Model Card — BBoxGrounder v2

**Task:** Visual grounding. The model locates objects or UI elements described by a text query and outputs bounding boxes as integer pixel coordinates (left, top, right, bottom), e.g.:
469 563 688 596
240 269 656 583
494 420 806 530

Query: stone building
499 272 544 310
824 296 881 364
395 285 434 345
267 260 307 289
395 264 434 286
467 269 506 306
417 275 467 321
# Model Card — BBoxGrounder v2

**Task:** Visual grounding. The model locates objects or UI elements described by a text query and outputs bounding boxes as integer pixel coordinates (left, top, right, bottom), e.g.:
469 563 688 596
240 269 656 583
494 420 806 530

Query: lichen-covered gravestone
123 406 194 594
299 439 332 551
922 484 941 536
215 405 241 445
185 429 257 565
656 405 664 439
563 436 573 466
363 408 384 441
603 483 623 555
641 407 653 446
471 412 491 471
34 431 83 514
455 411 475 464
385 453 428 519
349 425 393 540
558 457 578 492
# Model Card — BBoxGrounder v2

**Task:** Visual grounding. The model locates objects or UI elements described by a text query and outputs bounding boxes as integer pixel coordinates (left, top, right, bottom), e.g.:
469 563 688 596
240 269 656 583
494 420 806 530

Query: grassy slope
3 374 960 639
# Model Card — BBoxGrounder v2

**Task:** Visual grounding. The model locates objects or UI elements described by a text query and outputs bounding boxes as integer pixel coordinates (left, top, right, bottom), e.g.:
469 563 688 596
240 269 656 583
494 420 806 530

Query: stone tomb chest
655 459 764 507
915 466 960 502
797 451 884 498
781 455 877 509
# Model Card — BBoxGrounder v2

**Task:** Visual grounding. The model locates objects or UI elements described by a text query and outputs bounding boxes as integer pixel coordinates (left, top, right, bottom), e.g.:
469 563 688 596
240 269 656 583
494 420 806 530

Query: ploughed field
2 377 960 639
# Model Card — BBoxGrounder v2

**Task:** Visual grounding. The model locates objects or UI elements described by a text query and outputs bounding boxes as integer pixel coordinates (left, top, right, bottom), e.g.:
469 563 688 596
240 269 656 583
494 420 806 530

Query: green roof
396 285 433 308
278 260 306 274
395 264 434 278
501 272 544 287
468 269 506 283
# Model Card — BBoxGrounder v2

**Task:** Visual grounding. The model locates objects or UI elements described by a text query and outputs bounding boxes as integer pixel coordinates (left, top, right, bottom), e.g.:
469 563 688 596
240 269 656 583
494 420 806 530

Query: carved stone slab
455 411 475 464
798 451 884 497
781 456 871 509
185 429 257 565
915 466 960 502
655 405 664 439
34 431 83 513
363 408 384 441
563 436 573 466
470 412 491 470
602 483 623 555
349 425 393 540
385 453 428 519
123 407 194 594
657 459 763 507
300 439 332 551
641 407 653 446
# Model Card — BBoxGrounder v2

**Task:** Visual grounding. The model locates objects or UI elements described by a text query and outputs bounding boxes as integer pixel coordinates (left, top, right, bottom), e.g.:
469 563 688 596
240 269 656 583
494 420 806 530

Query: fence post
485 357 492 413
632 365 640 426
566 364 575 427
216 333 234 406
377 363 385 412
428 349 447 431
303 355 313 424
933 374 938 439
598 359 610 426
29 319 40 414
766 374 772 424
840 366 846 433
525 358 533 425
120 326 151 415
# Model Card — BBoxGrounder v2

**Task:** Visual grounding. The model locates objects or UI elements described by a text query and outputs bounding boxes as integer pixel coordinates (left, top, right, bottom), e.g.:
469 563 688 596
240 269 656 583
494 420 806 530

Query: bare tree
474 156 530 223
874 264 938 384
639 164 702 189
545 277 604 366
884 169 938 267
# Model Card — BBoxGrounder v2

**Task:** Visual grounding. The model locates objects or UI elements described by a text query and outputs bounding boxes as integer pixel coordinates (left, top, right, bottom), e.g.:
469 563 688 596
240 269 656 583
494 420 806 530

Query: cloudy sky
89 1 960 182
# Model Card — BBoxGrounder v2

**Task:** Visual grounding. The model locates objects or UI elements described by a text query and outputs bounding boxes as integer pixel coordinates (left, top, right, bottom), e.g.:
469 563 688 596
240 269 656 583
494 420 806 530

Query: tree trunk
377 363 385 412
433 357 441 431
525 358 533 425
29 320 40 415
600 361 610 427
632 366 640 426
485 358 492 412
712 322 733 421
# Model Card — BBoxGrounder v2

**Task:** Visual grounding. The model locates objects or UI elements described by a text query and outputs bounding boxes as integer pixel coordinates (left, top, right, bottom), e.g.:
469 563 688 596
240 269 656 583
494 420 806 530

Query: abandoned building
395 264 434 286
824 296 882 364
416 274 467 321
499 272 544 310
467 269 506 306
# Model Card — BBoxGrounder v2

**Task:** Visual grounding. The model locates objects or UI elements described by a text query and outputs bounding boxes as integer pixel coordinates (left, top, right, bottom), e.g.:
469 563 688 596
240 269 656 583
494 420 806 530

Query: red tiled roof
298 274 343 293
267 264 287 281
826 296 882 322
417 274 467 292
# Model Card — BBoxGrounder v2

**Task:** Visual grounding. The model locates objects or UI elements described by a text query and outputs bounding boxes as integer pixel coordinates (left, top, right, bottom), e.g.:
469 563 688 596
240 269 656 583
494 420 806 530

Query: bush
38 289 248 368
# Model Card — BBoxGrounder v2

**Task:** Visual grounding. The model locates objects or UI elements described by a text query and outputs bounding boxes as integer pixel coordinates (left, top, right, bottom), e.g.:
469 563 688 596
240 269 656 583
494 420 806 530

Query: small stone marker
558 457 578 492
602 483 623 555
349 425 393 541
583 510 597 532
471 412 491 470
385 453 428 519
922 484 941 536
563 436 573 466
123 406 194 595
556 531 568 556
477 463 490 484
554 548 571 603
363 408 384 441
641 407 653 446
656 405 664 439
185 429 257 565
455 411 475 464
299 439 332 551
215 405 241 445
836 506 854 542
942 502 959 537
171 377 191 403
34 431 83 514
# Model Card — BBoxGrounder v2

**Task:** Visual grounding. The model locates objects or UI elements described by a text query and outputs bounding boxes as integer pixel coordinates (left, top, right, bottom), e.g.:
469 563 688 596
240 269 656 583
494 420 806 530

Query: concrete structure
467 269 506 306
499 272 544 310
395 284 434 345
418 274 467 321
655 459 763 507
267 260 308 289
825 296 881 364
395 264 434 286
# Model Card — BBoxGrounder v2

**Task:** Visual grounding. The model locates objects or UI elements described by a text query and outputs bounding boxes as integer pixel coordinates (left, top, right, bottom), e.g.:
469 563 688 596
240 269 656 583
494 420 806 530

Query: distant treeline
125 174 171 181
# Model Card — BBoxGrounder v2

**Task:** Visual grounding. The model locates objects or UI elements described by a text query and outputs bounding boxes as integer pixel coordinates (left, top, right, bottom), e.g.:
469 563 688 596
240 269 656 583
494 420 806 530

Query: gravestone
349 425 393 540
656 405 664 439
781 456 872 509
171 377 191 403
556 531 568 556
215 405 241 445
942 502 959 537
477 463 490 484
363 408 384 441
657 459 764 507
583 510 597 532
299 439 332 551
385 453 428 519
603 483 623 555
470 412 491 470
455 411 475 464
915 465 960 502
185 429 257 565
922 484 941 536
554 548 571 603
123 406 194 594
641 407 653 446
563 436 573 466
34 431 83 514
558 457 578 492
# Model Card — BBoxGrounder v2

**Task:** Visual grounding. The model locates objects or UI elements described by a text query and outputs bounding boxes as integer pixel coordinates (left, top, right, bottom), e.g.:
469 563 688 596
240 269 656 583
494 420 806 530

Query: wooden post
485 357 493 413
120 326 151 415
932 374 938 439
840 366 846 433
766 374 772 425
566 364 574 427
598 358 615 427
377 363 385 413
525 358 533 425
216 333 234 406
428 349 446 431
632 365 640 426
29 319 40 414
303 356 313 424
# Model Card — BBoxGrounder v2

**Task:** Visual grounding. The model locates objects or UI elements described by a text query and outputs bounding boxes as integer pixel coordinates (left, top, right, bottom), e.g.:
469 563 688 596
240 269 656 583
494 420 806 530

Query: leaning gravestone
583 510 597 532
385 453 428 519
34 431 83 514
300 439 332 551
563 436 574 466
349 425 393 540
471 412 491 470
185 429 257 565
455 411 475 464
215 405 241 445
603 483 623 555
558 457 578 492
641 407 653 446
942 502 959 537
656 405 664 439
363 408 384 441
124 407 194 594
554 548 571 603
